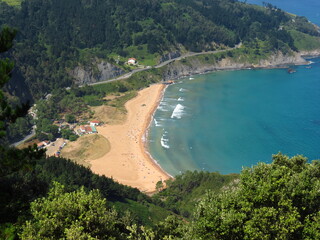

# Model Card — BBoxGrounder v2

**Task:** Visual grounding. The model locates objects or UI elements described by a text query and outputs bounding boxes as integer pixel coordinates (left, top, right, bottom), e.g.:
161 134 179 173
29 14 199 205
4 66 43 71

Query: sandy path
90 84 171 193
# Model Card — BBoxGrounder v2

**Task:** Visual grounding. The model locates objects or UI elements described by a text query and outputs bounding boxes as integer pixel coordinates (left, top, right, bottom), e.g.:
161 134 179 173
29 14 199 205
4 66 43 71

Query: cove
148 58 320 176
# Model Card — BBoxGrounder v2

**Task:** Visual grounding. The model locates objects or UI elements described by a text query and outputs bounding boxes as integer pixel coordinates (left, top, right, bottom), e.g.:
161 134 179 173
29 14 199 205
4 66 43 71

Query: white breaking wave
179 88 188 92
161 135 170 149
158 101 169 111
154 118 161 127
189 77 194 80
171 104 185 119
178 97 184 102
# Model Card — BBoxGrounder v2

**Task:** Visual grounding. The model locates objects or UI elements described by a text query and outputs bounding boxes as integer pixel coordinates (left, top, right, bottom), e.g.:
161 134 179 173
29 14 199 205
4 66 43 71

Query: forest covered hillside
1 1 320 239
0 0 319 101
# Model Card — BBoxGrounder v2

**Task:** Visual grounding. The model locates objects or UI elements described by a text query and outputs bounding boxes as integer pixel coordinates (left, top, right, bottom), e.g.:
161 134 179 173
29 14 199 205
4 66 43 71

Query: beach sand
90 84 171 193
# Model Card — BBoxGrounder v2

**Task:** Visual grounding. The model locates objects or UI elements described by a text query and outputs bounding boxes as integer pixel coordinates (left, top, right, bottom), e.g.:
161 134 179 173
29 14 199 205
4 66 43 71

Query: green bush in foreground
189 153 320 239
20 182 132 240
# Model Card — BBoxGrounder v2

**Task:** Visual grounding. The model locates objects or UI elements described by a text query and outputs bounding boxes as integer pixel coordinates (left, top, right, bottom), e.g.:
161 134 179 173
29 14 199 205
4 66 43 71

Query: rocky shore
161 50 316 81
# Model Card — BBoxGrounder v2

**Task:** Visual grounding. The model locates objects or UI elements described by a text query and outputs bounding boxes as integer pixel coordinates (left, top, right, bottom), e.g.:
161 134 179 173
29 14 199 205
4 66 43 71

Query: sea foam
154 118 161 127
179 88 188 92
158 101 169 111
178 97 184 102
160 135 170 149
171 104 185 119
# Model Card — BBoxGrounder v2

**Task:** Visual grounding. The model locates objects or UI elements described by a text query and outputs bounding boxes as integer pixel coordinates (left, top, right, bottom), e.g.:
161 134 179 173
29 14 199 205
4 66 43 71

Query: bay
148 0 320 176
149 58 320 175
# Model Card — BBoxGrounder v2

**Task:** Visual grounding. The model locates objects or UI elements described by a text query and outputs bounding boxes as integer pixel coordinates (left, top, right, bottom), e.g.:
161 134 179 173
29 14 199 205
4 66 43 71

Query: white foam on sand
171 104 185 119
161 134 170 149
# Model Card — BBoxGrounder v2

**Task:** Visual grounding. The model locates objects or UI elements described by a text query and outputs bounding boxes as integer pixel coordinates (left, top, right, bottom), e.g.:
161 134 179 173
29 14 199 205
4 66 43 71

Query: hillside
0 0 319 102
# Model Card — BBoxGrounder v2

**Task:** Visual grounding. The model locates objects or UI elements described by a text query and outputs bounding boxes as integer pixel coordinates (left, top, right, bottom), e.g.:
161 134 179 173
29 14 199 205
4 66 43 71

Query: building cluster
77 120 101 135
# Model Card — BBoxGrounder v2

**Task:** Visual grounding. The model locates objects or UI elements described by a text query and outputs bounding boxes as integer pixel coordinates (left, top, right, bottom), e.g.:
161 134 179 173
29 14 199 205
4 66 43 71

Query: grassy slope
289 29 320 51
61 134 111 167
1 0 21 6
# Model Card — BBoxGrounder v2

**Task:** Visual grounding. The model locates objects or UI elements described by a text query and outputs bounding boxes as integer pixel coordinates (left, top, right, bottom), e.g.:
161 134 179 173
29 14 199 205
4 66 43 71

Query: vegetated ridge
0 0 320 102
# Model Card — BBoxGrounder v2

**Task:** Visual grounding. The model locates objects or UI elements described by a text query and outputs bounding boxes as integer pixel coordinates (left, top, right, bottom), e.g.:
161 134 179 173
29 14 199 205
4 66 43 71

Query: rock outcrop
71 61 125 85
161 51 309 81
159 51 181 64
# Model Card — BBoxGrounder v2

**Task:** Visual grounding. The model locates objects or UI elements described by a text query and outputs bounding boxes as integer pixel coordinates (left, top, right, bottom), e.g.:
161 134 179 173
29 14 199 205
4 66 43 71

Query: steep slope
0 0 319 101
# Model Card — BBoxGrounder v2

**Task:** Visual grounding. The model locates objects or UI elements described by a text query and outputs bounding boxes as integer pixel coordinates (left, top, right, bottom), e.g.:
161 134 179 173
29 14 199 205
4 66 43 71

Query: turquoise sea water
148 58 320 175
148 0 320 176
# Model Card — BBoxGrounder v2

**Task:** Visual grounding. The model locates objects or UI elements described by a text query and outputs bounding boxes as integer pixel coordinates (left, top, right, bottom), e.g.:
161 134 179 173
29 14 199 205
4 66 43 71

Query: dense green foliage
154 171 238 217
2 2 320 239
20 182 133 239
189 153 320 239
0 0 319 101
7 153 320 239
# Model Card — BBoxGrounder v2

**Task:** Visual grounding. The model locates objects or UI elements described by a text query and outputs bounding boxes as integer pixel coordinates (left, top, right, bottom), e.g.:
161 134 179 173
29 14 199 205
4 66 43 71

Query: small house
80 125 87 133
37 142 46 149
90 120 100 126
37 141 50 149
79 125 98 134
128 58 137 65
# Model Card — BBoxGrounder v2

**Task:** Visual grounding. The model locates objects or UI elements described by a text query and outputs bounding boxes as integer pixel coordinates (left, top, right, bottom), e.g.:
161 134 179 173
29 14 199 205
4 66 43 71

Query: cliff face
71 61 125 85
162 51 308 81
159 51 181 64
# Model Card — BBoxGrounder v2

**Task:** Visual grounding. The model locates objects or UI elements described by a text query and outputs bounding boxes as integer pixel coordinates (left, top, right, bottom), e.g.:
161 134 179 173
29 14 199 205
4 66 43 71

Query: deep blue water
149 59 320 175
247 0 320 25
148 0 320 176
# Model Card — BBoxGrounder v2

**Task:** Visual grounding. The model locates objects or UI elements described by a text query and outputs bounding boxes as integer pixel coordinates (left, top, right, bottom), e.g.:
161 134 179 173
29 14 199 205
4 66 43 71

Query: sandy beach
90 84 171 193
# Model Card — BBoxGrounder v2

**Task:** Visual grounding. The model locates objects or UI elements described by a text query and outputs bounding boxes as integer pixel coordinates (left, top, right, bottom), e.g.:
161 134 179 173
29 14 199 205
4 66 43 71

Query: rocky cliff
71 61 125 85
161 51 309 81
159 51 181 64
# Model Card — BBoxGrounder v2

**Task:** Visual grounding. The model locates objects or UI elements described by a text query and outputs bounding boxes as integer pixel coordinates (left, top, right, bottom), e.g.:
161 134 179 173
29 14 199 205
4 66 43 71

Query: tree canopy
189 153 320 239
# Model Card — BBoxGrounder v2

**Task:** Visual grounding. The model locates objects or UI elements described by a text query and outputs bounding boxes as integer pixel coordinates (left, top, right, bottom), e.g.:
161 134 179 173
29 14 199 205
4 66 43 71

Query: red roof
90 120 100 123
85 126 93 132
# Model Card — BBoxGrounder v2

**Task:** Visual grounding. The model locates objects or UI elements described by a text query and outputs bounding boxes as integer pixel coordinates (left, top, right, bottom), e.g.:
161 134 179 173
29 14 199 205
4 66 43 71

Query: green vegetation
61 129 78 141
0 0 319 102
20 182 131 239
154 171 239 218
188 153 320 239
123 45 160 66
3 150 320 239
0 0 21 7
289 30 320 51
1 2 320 239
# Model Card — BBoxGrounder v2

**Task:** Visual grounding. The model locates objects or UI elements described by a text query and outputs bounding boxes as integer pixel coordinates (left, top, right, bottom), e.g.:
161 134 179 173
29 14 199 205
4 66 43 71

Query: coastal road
89 43 242 86
11 126 36 147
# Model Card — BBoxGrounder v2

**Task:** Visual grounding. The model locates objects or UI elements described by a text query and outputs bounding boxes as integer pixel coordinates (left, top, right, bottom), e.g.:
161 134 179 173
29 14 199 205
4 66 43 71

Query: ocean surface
149 59 320 175
148 1 320 176
247 0 320 25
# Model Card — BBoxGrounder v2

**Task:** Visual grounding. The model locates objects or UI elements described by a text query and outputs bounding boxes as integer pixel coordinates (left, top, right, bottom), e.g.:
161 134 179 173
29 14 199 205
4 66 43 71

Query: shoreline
90 84 171 193
142 84 174 178
161 51 320 82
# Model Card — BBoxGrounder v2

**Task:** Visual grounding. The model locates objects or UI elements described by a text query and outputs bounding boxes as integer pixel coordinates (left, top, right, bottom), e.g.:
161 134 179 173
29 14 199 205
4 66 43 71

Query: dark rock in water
287 68 296 74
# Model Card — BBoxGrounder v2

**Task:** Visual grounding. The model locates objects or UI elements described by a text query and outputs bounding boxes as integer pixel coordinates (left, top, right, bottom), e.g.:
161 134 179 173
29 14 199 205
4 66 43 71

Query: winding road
14 43 241 147
89 43 242 86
